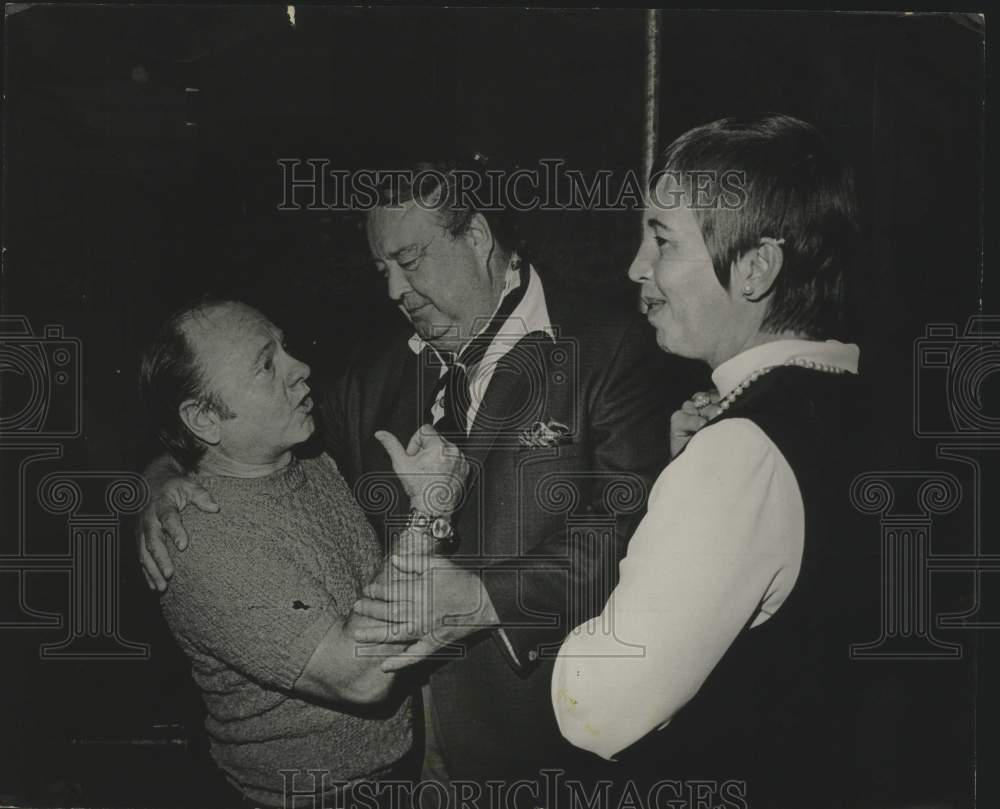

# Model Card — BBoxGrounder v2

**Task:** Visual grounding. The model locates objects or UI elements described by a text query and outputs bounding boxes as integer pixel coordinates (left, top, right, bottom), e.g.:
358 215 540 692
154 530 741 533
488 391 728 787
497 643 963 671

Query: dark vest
620 365 877 808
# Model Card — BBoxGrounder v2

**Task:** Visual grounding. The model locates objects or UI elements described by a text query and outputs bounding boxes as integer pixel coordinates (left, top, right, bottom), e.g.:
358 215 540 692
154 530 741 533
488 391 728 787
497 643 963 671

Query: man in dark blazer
340 161 696 787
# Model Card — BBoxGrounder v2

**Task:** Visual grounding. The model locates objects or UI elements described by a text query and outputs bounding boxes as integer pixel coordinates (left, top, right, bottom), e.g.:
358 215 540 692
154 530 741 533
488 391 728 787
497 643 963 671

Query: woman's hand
669 389 722 459
374 424 469 515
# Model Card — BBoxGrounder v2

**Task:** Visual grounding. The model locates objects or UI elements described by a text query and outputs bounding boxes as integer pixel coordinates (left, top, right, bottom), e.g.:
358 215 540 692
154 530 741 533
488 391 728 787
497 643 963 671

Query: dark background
1 6 988 808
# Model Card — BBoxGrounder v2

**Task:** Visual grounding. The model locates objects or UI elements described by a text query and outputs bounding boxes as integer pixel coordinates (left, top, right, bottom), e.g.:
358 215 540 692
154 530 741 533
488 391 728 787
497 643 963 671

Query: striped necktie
427 259 530 439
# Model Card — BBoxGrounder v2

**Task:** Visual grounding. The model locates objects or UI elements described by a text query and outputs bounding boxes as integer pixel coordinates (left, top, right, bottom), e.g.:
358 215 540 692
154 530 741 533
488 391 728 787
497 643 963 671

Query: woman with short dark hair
553 114 869 806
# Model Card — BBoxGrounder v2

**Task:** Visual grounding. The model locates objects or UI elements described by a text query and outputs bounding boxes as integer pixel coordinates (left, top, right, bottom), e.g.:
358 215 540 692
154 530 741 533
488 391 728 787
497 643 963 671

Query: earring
742 285 753 298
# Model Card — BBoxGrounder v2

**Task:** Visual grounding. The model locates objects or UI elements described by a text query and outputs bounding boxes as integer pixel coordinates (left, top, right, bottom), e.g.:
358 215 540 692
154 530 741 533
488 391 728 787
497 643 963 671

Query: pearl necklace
717 357 849 413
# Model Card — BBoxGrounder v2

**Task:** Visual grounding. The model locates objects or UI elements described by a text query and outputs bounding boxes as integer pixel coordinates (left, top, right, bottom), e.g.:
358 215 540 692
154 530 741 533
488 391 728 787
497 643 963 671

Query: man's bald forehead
182 300 261 332
179 301 273 364
367 199 448 256
368 198 442 230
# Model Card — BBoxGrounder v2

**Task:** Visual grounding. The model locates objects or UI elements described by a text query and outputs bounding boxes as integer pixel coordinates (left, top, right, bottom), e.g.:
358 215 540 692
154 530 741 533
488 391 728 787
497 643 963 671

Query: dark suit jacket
323 282 703 783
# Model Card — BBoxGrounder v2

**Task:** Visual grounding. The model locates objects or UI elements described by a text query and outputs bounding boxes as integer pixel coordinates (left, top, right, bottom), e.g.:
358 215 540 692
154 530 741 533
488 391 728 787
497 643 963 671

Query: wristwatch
406 508 459 555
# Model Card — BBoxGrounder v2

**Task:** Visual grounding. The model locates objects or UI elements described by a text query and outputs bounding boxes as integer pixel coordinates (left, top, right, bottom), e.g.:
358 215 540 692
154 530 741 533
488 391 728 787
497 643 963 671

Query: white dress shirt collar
711 339 861 400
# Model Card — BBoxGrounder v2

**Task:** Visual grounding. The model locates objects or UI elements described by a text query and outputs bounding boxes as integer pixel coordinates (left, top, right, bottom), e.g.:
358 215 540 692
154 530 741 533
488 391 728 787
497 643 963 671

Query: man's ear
179 399 222 446
733 238 785 301
465 213 496 271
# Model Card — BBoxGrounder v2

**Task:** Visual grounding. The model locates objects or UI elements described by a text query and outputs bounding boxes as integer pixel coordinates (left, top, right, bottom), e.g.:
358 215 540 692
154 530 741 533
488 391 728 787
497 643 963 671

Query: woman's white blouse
550 339 860 760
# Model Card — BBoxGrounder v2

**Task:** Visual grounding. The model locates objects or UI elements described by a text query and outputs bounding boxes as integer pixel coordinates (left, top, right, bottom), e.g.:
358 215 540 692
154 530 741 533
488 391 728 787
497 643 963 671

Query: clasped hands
354 424 498 672
352 549 498 672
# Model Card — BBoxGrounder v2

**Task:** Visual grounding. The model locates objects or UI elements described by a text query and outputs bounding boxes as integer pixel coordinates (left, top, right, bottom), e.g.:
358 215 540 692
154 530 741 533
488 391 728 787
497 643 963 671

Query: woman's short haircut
139 297 235 472
651 113 859 338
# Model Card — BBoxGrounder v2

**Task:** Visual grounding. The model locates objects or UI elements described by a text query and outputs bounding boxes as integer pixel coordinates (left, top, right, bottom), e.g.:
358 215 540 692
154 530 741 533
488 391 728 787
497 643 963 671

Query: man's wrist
408 498 454 518
445 573 500 643
406 506 459 555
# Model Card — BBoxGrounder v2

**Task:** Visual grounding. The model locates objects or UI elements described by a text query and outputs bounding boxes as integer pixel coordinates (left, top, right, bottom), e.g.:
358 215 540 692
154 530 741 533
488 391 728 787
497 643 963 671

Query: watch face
430 517 452 540
409 510 430 530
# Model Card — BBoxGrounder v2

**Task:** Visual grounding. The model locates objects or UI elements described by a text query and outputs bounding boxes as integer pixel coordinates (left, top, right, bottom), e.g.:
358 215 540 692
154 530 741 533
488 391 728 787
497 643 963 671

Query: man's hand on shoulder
136 454 219 592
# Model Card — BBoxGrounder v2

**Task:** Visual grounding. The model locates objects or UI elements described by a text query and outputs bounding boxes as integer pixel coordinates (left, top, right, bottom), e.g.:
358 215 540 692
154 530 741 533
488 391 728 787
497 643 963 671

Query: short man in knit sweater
139 299 466 808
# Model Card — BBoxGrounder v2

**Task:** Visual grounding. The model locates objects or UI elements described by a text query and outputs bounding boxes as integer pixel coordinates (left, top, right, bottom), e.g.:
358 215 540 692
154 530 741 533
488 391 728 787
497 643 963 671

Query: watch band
406 508 459 555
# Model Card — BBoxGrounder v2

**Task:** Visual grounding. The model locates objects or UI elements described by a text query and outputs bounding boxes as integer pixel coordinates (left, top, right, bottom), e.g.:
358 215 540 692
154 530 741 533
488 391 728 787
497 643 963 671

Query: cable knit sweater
160 452 413 807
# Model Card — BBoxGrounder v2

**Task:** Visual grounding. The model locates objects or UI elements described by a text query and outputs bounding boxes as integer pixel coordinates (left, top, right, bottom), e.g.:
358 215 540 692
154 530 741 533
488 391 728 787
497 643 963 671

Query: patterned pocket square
518 419 572 448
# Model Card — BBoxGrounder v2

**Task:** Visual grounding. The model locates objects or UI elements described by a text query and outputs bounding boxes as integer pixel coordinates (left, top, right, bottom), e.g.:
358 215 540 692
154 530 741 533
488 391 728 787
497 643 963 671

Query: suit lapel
368 347 439 441
365 334 552 542
460 333 551 499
